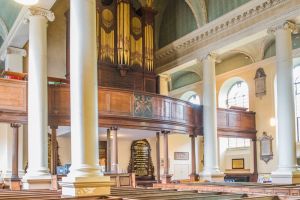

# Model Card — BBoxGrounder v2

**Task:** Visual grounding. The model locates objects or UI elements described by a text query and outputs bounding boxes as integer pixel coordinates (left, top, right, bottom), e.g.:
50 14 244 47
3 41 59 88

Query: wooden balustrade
48 85 202 134
0 78 256 136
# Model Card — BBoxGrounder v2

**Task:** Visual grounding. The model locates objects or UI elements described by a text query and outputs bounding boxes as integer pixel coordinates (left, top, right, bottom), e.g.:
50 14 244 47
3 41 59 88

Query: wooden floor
154 182 300 199
0 187 277 200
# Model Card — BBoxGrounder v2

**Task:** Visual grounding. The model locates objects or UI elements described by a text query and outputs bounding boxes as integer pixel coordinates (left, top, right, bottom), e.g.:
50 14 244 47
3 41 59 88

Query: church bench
122 194 247 200
110 189 199 195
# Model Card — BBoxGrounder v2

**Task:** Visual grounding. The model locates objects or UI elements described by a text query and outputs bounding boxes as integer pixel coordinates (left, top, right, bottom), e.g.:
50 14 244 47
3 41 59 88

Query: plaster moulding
155 0 300 72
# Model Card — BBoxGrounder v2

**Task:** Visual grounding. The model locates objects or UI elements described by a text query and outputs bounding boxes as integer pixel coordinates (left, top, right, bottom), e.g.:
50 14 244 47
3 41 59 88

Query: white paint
5 53 24 72
271 22 300 184
61 0 110 197
22 12 52 189
201 54 223 181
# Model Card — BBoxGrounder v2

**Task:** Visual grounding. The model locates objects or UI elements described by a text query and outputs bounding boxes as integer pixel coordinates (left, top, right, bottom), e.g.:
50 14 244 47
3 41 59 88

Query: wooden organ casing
65 0 157 93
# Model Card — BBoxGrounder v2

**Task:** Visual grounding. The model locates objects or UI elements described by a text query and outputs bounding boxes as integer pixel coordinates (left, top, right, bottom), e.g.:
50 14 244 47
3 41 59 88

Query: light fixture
14 0 39 6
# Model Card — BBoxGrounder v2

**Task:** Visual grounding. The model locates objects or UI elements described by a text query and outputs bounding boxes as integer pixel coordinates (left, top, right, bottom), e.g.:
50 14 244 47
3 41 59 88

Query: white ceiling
55 126 157 141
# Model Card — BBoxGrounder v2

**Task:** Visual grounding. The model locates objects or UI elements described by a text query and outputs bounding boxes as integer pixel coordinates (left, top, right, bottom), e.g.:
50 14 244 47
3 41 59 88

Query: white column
270 21 300 184
22 7 54 190
61 0 110 197
5 47 26 72
110 127 118 173
200 53 224 182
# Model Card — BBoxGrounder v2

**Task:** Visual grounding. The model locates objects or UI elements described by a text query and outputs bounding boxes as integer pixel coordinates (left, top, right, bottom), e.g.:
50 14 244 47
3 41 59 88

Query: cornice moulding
155 0 300 73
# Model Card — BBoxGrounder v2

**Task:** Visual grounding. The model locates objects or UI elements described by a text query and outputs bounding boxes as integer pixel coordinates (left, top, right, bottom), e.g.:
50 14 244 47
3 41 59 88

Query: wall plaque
174 152 189 160
128 139 154 180
259 132 273 164
254 68 267 98
232 158 244 169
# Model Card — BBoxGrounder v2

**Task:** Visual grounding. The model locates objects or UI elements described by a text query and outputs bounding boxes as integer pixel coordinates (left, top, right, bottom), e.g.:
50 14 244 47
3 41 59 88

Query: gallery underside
0 0 300 199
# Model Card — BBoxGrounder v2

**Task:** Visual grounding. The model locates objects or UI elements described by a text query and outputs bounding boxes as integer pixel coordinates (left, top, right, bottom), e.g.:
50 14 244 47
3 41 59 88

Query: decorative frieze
267 21 296 34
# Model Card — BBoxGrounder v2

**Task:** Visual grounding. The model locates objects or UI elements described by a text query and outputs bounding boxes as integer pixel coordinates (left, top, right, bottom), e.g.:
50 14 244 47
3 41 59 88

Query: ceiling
56 126 157 141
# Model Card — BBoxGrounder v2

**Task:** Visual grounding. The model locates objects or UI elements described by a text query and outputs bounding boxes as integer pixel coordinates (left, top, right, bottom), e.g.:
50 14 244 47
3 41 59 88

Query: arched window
181 91 201 105
188 94 201 105
294 67 300 141
226 81 249 109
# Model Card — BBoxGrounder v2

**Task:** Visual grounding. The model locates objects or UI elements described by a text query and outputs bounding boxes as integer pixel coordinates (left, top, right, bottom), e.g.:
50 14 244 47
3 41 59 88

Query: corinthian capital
28 7 55 22
267 21 296 34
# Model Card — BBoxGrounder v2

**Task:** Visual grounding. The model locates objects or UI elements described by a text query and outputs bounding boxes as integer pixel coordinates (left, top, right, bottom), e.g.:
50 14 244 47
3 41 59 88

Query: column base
22 175 52 190
200 169 224 182
8 178 21 190
161 174 172 184
271 169 300 184
60 176 111 198
189 173 199 182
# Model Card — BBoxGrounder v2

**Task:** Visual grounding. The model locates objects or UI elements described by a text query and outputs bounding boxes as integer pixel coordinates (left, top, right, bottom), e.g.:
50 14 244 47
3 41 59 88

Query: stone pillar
161 130 171 184
22 7 54 190
270 21 300 184
190 135 199 181
156 132 161 183
9 123 21 190
251 138 258 182
110 127 118 173
50 126 58 175
200 53 224 182
5 47 26 72
61 0 110 197
106 129 111 173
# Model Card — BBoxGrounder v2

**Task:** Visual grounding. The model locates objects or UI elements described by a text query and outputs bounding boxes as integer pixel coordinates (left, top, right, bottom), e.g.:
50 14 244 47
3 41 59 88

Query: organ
66 0 157 93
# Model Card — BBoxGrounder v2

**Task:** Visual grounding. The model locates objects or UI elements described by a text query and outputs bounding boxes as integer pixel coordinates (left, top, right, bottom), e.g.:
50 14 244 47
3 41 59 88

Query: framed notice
232 159 244 169
174 152 189 160
259 132 273 164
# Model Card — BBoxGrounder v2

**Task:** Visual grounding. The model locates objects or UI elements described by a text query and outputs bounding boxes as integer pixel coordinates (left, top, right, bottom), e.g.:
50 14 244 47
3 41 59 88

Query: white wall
160 134 193 180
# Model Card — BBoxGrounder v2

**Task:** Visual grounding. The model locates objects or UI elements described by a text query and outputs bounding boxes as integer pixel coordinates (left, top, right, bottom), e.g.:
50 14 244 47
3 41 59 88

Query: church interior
0 0 300 199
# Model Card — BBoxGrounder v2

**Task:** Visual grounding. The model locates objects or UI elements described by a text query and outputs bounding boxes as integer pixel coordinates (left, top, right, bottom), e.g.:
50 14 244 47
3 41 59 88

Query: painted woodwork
0 79 256 137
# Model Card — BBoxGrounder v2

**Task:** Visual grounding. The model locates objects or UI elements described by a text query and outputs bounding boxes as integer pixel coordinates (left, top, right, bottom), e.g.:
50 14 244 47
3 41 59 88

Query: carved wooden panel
0 78 27 113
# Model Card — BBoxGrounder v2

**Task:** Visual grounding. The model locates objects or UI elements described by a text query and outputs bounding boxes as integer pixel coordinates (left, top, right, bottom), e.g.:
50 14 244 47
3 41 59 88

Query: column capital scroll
28 7 55 22
10 123 21 128
267 21 296 34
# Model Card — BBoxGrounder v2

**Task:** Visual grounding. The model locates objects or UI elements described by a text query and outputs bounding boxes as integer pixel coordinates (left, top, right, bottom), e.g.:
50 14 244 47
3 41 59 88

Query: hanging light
14 0 39 5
